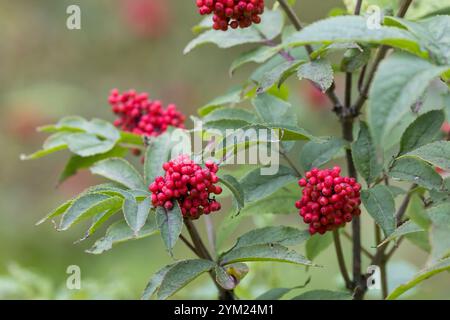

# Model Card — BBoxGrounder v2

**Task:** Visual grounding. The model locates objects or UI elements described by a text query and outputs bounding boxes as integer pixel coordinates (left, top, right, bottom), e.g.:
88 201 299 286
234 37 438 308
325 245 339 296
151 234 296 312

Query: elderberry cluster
149 155 223 219
296 167 362 235
196 0 265 31
108 89 185 137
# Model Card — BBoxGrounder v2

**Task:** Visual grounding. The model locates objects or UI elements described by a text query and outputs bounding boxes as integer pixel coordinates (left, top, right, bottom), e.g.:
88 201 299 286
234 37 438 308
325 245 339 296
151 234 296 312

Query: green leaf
203 108 257 124
254 9 284 39
399 141 450 171
155 259 216 300
361 185 396 237
252 93 297 126
216 190 299 250
184 9 283 54
352 122 382 185
341 47 371 72
406 194 431 229
283 16 423 56
256 60 305 94
255 278 311 300
292 290 352 300
20 132 70 160
156 202 183 255
297 59 334 92
305 232 333 261
399 110 445 155
219 174 245 210
368 52 449 145
385 16 450 65
59 194 123 231
142 264 174 300
219 244 313 266
58 146 128 184
90 158 145 190
123 195 153 234
65 133 116 157
119 131 144 146
301 137 346 171
232 226 310 250
378 221 425 247
387 258 450 300
389 157 443 190
251 47 309 83
229 46 280 76
198 86 244 117
240 166 298 203
36 199 73 226
144 131 173 186
81 206 123 241
428 203 450 261
87 218 158 255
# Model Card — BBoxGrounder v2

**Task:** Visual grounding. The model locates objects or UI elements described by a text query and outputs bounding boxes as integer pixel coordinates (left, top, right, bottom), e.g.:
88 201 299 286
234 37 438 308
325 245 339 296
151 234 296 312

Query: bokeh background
0 0 448 299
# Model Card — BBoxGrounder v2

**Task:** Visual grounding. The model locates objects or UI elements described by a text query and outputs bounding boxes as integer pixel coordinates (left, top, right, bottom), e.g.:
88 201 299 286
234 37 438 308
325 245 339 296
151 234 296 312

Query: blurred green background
0 0 448 299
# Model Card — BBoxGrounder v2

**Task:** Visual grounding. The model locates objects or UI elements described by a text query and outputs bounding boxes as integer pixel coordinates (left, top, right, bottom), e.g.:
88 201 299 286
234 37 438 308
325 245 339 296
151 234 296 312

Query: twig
281 150 302 177
342 231 374 259
204 215 217 256
184 219 235 300
180 234 199 256
351 0 414 114
333 230 353 289
276 0 344 113
375 224 388 299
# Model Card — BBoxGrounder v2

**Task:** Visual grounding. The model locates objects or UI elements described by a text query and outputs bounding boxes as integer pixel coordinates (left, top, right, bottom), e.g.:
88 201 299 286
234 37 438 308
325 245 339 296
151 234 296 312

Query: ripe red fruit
108 88 186 137
150 155 222 219
296 166 362 235
196 0 265 31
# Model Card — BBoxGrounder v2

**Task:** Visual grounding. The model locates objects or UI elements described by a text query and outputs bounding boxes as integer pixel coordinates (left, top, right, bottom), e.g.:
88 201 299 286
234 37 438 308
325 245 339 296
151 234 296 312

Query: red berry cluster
295 167 362 235
196 0 264 31
108 89 185 137
149 155 223 219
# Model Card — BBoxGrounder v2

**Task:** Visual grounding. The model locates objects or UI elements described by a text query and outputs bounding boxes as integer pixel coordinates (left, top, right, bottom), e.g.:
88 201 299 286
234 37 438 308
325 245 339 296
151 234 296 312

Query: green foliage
156 202 184 255
283 16 424 56
142 259 216 300
361 185 396 237
399 141 450 171
305 232 333 261
91 158 146 190
27 1 450 300
297 59 334 92
368 53 449 145
300 137 347 171
352 122 382 185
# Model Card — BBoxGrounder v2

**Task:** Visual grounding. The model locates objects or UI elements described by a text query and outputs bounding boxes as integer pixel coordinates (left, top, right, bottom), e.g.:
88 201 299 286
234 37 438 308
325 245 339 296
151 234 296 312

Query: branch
276 0 344 113
184 219 235 300
342 231 374 259
351 0 414 114
375 224 388 299
333 230 353 290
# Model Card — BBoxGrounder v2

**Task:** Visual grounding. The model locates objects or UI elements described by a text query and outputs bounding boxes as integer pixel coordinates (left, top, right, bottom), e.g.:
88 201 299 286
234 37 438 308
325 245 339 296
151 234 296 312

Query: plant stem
342 231 374 259
276 0 344 113
333 230 352 289
184 219 235 300
375 224 388 299
280 150 302 177
180 234 199 256
351 0 414 115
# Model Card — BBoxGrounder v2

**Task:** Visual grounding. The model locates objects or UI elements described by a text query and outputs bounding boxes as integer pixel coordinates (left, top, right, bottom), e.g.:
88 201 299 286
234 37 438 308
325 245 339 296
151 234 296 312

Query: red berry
149 155 223 220
108 89 185 142
295 166 361 235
